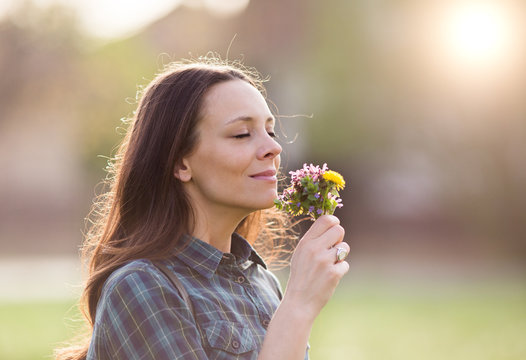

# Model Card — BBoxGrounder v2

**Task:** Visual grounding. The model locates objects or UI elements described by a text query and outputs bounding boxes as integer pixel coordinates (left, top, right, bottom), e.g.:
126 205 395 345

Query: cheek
197 146 248 183
219 154 250 181
214 143 251 169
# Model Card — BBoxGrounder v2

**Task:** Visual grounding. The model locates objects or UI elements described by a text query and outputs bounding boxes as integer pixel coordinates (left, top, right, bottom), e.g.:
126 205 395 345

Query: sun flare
442 2 515 66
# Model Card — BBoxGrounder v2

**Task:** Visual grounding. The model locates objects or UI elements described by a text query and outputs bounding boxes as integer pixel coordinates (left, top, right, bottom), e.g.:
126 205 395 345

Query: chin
259 197 279 210
239 190 278 212
245 198 277 212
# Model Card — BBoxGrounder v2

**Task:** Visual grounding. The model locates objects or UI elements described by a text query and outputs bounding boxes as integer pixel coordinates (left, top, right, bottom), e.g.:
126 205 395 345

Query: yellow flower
323 170 345 190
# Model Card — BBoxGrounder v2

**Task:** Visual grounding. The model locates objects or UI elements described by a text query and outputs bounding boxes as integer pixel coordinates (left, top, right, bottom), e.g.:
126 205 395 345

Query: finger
334 241 350 256
303 215 340 240
319 224 345 249
334 260 350 275
314 241 349 266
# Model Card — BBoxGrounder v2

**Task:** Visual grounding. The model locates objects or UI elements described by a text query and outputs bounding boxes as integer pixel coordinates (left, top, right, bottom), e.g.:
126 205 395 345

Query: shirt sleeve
91 267 208 360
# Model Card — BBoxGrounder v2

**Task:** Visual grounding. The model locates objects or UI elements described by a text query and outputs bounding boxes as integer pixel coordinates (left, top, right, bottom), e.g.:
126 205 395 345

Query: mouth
249 169 277 181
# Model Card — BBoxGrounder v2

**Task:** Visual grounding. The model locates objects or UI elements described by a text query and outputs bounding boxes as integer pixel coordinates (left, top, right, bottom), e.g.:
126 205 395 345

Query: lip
250 169 277 181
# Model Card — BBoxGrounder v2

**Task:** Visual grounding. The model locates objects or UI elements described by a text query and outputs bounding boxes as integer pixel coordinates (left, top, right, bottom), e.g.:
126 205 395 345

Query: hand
283 215 350 321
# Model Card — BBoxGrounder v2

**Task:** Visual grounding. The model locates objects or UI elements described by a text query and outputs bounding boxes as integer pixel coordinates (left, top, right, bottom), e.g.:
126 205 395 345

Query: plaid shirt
87 233 309 359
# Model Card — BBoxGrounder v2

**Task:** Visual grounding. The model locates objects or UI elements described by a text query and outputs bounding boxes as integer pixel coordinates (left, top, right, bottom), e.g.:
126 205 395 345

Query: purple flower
290 163 328 184
314 193 320 199
296 202 301 207
308 206 314 212
317 209 323 215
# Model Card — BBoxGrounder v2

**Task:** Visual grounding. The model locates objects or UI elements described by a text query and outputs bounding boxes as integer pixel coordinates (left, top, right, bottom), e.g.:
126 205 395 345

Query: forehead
199 79 274 126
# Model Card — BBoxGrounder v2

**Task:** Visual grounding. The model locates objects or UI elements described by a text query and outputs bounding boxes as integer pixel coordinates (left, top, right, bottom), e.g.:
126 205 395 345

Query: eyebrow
226 115 275 125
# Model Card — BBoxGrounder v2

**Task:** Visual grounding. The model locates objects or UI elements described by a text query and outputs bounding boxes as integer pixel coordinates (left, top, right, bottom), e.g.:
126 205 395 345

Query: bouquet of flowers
274 163 346 220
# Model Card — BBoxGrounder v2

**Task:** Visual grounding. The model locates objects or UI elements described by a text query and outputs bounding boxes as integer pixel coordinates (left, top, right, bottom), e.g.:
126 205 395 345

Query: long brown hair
56 57 294 360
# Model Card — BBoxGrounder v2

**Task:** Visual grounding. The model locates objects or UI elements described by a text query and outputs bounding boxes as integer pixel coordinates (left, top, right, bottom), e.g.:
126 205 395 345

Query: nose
257 133 282 160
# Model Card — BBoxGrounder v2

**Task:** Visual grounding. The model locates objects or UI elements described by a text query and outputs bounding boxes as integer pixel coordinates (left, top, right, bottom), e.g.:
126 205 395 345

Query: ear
174 158 192 182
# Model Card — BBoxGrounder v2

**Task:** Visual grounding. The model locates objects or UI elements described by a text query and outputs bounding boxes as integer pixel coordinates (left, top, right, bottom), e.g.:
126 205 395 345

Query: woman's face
179 79 282 217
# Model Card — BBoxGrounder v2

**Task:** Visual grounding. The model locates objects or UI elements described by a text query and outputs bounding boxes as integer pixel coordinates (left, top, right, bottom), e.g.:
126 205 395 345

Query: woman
57 58 349 360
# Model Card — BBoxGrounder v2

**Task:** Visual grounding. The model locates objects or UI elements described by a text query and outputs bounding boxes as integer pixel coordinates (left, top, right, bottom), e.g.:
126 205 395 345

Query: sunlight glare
443 2 514 66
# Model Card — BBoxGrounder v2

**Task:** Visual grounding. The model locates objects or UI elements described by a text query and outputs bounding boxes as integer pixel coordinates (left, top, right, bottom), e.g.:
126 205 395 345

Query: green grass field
1 280 525 359
310 280 526 359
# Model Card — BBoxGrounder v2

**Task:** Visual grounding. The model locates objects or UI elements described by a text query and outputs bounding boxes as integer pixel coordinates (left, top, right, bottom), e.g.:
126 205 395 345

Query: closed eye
234 133 250 139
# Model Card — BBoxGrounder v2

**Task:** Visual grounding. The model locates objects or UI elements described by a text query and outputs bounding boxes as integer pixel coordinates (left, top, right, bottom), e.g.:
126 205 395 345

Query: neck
190 203 249 253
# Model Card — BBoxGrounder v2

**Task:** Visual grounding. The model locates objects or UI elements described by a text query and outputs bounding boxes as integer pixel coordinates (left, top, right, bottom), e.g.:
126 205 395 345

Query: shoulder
254 264 283 300
103 259 165 295
97 259 187 315
258 265 280 284
95 259 195 324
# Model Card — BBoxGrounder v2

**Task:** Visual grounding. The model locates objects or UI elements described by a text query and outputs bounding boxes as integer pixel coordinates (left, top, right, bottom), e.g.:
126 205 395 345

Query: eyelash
234 132 276 139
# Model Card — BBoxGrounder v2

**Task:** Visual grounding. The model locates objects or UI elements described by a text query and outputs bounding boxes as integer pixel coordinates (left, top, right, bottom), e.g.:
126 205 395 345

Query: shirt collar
174 232 267 279
232 233 267 270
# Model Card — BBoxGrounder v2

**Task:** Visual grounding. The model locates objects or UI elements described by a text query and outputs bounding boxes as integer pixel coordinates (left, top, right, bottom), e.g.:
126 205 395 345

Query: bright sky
0 0 249 39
